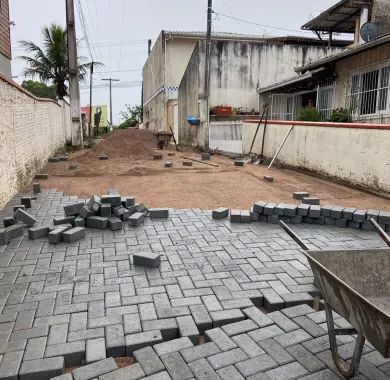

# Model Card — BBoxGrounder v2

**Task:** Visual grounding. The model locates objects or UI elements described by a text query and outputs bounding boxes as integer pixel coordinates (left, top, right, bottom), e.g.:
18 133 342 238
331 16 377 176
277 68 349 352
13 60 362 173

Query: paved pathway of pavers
0 189 389 379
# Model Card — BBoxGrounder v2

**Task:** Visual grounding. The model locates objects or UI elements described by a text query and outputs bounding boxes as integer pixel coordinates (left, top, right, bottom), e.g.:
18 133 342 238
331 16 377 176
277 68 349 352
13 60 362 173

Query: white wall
0 76 71 208
242 121 390 193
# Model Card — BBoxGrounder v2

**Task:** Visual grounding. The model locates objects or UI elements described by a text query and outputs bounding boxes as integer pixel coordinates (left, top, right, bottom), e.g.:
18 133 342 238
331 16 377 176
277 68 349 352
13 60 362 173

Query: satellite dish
360 22 380 42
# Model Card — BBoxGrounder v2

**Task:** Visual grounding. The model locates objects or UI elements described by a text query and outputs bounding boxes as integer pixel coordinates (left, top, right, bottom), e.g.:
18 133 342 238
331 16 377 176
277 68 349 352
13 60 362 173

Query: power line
213 10 314 35
75 0 96 61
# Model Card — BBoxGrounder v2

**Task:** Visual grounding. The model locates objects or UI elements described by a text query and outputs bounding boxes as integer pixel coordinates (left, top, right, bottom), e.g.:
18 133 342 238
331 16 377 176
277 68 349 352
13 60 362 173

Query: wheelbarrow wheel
324 301 365 378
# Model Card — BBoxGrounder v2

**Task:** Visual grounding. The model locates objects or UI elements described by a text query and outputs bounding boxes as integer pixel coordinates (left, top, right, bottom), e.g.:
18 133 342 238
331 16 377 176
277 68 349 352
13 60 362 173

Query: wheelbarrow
279 218 390 378
153 131 174 150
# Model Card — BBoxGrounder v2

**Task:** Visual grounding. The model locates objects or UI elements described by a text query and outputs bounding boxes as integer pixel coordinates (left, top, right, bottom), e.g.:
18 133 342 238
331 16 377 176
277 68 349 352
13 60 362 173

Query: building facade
178 38 345 147
0 0 12 79
259 0 390 124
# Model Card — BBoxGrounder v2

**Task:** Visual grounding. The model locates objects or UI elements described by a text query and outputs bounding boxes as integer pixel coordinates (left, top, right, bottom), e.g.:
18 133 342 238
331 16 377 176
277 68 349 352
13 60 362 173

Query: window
317 86 334 120
347 65 390 117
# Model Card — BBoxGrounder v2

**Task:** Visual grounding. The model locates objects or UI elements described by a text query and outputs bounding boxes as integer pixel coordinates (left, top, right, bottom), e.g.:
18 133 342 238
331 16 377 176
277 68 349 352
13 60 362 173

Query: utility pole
66 0 83 147
102 78 120 130
204 0 213 149
89 61 94 137
204 0 212 99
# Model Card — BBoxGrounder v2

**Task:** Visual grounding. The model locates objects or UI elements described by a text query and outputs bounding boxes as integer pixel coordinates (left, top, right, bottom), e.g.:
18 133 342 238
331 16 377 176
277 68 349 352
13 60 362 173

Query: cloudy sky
10 0 337 124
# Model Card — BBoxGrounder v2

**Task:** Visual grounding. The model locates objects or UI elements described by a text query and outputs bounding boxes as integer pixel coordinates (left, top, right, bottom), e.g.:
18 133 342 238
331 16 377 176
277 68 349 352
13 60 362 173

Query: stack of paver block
210 194 390 231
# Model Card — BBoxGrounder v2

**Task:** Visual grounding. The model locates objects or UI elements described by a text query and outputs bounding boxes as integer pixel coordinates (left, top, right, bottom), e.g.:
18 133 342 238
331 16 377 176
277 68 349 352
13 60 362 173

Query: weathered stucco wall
0 75 71 208
209 41 342 111
334 43 390 124
242 121 390 193
178 39 343 147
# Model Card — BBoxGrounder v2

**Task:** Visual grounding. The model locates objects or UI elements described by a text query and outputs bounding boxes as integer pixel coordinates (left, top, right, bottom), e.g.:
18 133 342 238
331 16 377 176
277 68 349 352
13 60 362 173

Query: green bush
117 118 138 129
297 106 321 122
329 108 352 123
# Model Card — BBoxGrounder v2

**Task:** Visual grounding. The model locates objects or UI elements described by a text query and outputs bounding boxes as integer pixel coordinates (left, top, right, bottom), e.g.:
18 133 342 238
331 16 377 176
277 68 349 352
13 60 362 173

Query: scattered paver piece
302 197 320 205
126 330 163 355
212 207 229 220
87 195 102 212
3 217 16 228
62 227 86 243
99 155 109 160
129 212 144 227
293 192 309 200
87 216 109 230
13 205 25 212
28 225 50 240
74 216 86 227
133 252 161 268
5 224 24 240
35 173 49 179
149 208 169 218
165 161 173 168
234 160 244 167
153 154 163 160
230 209 241 223
264 175 274 182
240 210 251 223
64 202 85 216
69 164 78 170
48 225 73 244
21 197 32 209
201 153 211 161
183 160 193 167
108 217 122 231
79 205 94 219
54 216 75 226
101 194 121 206
14 208 36 227
49 156 60 163
33 182 41 193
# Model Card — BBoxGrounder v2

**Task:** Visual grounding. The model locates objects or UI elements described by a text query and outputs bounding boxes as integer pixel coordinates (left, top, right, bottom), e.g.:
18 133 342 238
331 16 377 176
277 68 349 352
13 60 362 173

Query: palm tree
19 23 94 99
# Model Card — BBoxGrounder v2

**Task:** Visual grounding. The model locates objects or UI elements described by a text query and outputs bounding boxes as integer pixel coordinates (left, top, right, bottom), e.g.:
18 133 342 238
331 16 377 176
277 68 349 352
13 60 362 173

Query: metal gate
209 121 243 154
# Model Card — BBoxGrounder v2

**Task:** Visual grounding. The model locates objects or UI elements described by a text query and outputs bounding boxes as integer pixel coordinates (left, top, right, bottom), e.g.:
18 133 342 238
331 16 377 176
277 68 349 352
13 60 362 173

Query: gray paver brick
0 351 24 380
133 346 165 375
243 307 273 328
153 337 193 357
264 361 308 380
187 358 220 380
45 341 85 367
126 330 163 355
160 351 193 380
19 357 64 380
24 336 47 361
274 329 312 348
205 328 237 351
248 325 284 342
189 305 212 333
180 342 220 363
105 324 125 357
221 319 258 336
207 347 247 370
143 318 177 340
210 309 244 327
232 334 265 358
258 339 294 365
86 338 106 364
176 316 199 343
99 363 145 380
286 344 326 373
73 358 117 380
217 365 245 380
235 354 277 376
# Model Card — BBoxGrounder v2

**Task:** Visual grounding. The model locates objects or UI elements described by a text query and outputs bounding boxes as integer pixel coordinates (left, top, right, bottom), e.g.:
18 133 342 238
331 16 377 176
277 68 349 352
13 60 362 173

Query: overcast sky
10 0 337 124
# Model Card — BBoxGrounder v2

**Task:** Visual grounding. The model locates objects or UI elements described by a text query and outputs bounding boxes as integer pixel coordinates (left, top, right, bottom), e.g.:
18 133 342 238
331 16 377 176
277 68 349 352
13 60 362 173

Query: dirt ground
31 129 389 211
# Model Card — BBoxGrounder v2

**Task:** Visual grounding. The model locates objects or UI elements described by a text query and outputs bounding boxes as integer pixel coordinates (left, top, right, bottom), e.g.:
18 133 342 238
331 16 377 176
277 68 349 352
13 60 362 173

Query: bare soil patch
31 129 389 211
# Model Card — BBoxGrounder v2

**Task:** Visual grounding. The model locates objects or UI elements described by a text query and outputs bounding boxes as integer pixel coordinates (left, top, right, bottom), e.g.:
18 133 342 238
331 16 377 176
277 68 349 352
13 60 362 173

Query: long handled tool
369 218 390 247
247 106 267 162
169 126 179 152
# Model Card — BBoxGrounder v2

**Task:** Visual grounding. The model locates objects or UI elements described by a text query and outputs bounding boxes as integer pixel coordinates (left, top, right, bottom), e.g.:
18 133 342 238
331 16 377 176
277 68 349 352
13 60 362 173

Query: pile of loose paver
0 189 389 379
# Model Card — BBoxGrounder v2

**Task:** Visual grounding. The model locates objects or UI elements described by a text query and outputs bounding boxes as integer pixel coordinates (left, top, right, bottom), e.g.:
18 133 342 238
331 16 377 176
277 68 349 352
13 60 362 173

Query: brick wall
0 74 72 208
0 0 11 60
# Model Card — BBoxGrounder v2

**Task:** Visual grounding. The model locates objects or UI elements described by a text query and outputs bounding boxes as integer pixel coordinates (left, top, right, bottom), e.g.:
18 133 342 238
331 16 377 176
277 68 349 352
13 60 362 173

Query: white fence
209 121 243 154
0 76 71 208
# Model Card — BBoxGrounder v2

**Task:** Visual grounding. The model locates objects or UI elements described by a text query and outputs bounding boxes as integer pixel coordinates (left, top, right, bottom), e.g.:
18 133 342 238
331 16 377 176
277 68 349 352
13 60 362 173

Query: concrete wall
0 74 71 208
209 41 341 112
0 0 11 79
242 120 390 193
0 53 11 79
178 39 343 147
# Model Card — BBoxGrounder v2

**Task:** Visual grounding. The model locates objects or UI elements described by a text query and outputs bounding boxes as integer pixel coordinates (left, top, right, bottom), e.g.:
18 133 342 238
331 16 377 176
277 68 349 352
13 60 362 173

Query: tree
118 105 142 128
22 80 57 100
18 23 95 99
